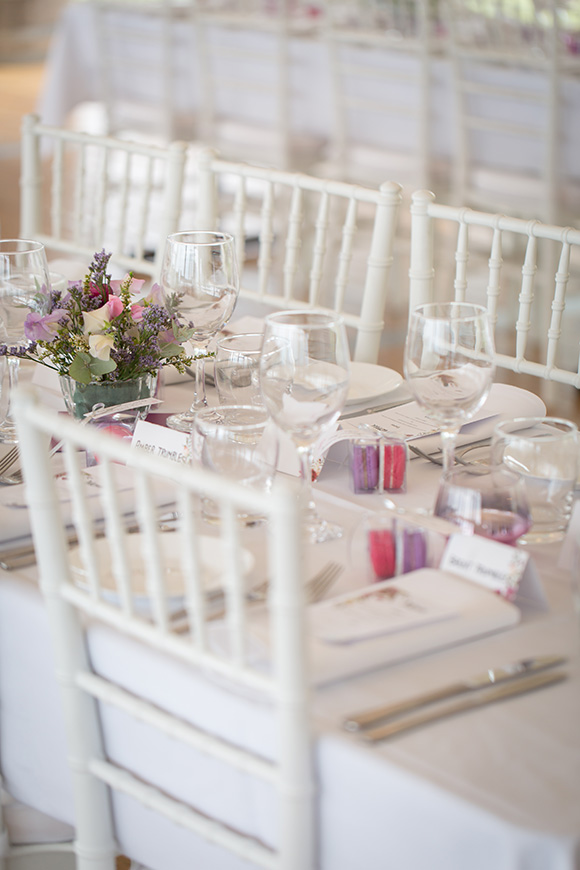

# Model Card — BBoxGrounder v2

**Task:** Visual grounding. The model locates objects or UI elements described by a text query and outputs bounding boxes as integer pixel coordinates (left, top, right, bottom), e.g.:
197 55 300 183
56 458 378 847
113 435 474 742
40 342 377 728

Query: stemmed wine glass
404 302 495 473
0 239 51 443
259 310 351 543
160 231 239 432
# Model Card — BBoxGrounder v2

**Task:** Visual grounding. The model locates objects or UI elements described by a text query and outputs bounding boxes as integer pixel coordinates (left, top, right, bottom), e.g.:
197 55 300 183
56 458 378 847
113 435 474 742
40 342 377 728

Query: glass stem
296 443 319 523
440 427 459 474
5 358 19 423
187 349 209 413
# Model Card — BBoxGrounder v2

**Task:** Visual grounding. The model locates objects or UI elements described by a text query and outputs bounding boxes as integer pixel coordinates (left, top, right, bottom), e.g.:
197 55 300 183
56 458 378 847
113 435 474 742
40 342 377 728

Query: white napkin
341 383 546 455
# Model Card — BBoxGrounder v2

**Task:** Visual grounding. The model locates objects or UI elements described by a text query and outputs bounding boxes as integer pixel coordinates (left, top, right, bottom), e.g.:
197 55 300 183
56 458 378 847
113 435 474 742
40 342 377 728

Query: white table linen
0 374 579 869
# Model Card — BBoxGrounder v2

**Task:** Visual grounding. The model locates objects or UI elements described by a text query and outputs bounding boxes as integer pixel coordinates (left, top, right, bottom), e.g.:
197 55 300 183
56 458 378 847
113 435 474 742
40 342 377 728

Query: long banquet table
37 1 580 182
0 368 579 869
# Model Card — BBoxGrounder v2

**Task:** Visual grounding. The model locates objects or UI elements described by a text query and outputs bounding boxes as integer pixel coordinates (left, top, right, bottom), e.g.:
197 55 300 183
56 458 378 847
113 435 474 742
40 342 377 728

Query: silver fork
0 446 19 478
247 560 344 606
172 560 344 631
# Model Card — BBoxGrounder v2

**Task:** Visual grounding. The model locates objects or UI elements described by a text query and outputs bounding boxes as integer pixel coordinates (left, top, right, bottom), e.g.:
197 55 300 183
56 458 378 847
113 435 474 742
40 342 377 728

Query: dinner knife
339 399 411 421
343 654 567 732
361 670 567 742
0 512 179 571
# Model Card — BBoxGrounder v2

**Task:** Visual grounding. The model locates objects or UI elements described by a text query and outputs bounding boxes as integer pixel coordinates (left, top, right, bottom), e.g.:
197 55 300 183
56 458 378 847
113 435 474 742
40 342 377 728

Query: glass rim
264 309 345 328
216 332 263 349
411 302 489 321
165 231 234 247
440 463 524 484
194 404 269 432
0 239 46 254
494 415 578 440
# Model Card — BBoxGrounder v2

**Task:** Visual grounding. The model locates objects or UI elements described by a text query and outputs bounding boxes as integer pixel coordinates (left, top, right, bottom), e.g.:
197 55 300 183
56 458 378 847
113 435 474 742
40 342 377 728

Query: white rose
88 333 115 361
83 303 110 335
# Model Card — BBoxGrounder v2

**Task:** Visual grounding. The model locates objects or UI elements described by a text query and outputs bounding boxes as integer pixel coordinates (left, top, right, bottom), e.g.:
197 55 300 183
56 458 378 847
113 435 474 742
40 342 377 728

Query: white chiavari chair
316 0 441 193
409 189 580 392
189 0 325 171
445 0 580 226
191 147 403 363
19 113 187 282
13 386 312 870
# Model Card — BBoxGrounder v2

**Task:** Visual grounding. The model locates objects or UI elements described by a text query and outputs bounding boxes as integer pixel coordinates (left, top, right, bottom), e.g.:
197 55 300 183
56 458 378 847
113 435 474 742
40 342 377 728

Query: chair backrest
190 1 323 171
19 114 187 280
92 0 192 142
319 0 439 190
409 188 580 388
445 0 579 224
191 147 402 363
13 387 313 870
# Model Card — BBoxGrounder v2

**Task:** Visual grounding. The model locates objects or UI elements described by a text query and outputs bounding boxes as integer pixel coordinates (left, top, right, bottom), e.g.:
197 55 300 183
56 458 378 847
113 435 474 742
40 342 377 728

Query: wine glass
0 239 51 443
259 310 350 543
434 465 532 546
214 332 264 406
160 231 239 432
404 302 495 473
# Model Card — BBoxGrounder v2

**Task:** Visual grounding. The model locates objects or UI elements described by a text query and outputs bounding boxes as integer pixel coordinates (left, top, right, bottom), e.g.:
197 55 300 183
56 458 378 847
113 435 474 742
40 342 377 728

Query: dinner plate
346 362 403 405
70 533 255 611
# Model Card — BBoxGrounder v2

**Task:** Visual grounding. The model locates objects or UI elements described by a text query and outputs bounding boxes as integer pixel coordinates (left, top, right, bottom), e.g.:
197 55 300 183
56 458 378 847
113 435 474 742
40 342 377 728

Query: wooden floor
0 60 578 427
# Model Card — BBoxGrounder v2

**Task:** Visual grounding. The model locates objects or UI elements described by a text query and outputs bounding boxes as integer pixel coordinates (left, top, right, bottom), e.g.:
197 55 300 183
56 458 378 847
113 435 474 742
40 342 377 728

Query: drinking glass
193 404 278 525
404 302 495 473
0 239 51 443
491 417 578 544
259 310 350 543
434 465 532 545
214 332 264 406
160 232 239 432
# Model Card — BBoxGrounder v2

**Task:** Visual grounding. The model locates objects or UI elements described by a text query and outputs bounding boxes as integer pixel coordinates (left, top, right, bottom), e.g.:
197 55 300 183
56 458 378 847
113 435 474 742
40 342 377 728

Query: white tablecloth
37 2 580 180
0 374 579 869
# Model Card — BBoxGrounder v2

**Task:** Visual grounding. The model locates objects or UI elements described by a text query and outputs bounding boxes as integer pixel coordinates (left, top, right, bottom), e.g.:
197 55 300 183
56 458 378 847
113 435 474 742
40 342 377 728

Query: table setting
0 234 579 869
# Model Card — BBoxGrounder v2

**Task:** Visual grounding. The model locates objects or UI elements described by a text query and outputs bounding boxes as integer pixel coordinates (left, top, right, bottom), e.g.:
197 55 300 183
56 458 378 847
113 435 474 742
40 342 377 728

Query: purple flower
24 310 68 342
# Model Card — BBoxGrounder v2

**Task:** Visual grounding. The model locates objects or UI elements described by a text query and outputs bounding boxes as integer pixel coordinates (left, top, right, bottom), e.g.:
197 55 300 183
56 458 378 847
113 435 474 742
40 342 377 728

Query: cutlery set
0 511 180 571
408 438 492 467
171 560 343 632
343 655 568 742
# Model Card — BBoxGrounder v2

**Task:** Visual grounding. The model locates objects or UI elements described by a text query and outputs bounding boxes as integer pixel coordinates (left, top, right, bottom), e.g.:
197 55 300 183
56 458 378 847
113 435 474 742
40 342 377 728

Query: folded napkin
340 383 546 455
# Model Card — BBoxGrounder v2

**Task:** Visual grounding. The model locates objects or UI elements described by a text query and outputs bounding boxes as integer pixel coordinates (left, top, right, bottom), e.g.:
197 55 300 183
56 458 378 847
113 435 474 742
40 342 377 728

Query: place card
309 580 457 645
440 533 548 609
131 420 191 465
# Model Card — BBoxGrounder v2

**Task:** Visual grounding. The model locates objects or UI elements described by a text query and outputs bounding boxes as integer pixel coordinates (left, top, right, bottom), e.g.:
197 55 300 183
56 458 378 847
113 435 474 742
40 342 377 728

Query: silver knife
0 510 179 571
343 654 567 732
361 670 567 742
339 399 411 421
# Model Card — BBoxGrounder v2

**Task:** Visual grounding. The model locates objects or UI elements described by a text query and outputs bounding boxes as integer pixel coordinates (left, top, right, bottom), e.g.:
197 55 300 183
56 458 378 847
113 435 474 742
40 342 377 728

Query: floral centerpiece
0 250 197 421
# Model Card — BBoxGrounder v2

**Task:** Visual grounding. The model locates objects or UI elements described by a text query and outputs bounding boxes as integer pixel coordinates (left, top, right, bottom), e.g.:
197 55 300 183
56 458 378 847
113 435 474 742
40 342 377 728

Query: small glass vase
59 373 158 432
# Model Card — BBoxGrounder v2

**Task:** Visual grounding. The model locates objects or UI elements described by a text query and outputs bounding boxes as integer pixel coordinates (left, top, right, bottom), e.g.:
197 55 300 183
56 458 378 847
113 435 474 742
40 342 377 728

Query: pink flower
107 295 124 318
110 275 146 296
88 281 104 297
24 310 67 342
83 296 123 333
147 283 165 306
130 303 145 322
